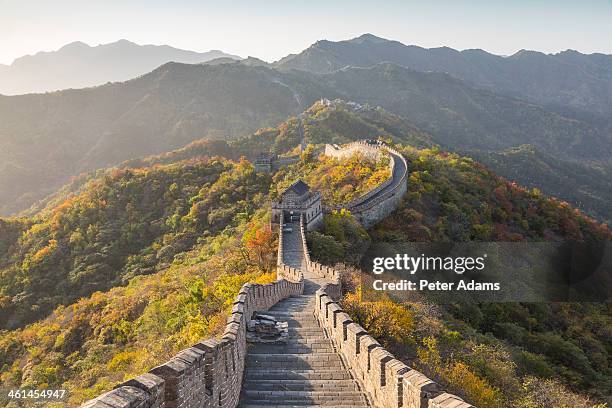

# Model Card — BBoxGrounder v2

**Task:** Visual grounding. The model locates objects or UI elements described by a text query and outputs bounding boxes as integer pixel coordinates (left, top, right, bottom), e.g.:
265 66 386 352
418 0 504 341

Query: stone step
287 326 324 331
275 312 316 316
243 379 359 392
249 345 333 354
286 332 326 337
284 319 318 323
286 328 326 334
246 362 345 370
249 338 331 346
271 308 315 312
285 334 328 341
286 331 328 337
241 390 368 404
246 354 344 369
247 353 341 361
263 311 316 317
244 369 353 381
248 343 332 351
271 305 315 310
240 405 366 408
285 324 323 329
285 338 330 344
277 318 319 324
250 339 332 347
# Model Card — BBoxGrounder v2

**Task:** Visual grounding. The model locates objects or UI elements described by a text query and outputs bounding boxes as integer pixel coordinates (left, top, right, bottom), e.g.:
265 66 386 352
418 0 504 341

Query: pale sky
1 0 611 65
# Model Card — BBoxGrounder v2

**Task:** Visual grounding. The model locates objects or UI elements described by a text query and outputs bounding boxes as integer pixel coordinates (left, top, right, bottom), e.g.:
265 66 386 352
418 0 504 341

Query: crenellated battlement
311 269 474 408
323 141 409 227
82 211 304 408
83 140 475 408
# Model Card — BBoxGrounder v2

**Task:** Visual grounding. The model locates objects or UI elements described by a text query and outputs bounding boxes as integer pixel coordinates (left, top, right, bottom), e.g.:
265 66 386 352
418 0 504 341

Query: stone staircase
239 290 370 407
82 143 474 408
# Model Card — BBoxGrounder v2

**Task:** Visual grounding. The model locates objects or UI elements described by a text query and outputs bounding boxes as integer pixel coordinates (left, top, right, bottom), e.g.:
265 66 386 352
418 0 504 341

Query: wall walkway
324 141 408 228
82 141 474 408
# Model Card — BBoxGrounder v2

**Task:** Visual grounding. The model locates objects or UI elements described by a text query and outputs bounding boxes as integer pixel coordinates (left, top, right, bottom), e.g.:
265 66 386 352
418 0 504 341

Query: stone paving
238 221 370 407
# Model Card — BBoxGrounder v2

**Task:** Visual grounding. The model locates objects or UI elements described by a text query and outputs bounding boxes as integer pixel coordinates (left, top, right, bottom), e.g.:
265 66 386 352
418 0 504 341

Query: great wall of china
82 141 474 408
323 141 408 228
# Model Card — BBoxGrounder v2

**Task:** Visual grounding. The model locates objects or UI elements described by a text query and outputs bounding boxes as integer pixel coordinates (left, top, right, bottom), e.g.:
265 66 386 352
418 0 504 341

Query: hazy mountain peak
510 49 544 59
276 34 612 115
313 39 334 47
0 40 241 95
557 49 583 56
241 56 270 67
60 41 90 51
348 33 390 44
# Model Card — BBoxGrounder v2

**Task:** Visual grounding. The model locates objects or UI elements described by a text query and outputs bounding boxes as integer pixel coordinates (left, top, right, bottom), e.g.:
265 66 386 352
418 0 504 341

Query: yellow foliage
253 272 276 285
341 292 413 349
31 239 58 264
444 362 503 408
417 337 503 408
417 336 442 371
107 351 139 371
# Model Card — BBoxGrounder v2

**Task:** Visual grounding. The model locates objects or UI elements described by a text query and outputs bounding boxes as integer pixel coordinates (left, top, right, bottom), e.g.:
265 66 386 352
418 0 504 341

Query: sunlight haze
1 0 611 65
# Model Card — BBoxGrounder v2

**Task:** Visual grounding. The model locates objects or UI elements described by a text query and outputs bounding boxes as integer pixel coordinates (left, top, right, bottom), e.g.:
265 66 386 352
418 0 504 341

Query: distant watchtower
254 152 275 173
272 180 322 230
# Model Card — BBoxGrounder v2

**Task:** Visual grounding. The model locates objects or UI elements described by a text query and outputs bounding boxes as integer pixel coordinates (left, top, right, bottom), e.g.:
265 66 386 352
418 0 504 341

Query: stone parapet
82 270 303 408
83 137 476 408
277 212 285 266
323 142 409 228
314 285 474 408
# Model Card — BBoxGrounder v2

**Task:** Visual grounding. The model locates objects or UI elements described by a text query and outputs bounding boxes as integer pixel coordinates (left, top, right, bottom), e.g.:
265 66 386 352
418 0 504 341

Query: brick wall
82 140 476 408
81 216 304 408
323 142 409 228
313 285 474 408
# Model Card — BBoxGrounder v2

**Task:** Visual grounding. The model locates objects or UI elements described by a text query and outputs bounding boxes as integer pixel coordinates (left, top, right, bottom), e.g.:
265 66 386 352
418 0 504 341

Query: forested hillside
0 63 326 215
0 157 279 405
0 99 609 406
0 132 388 405
22 99 611 227
2 55 610 223
327 64 611 161
306 143 610 407
18 101 432 218
0 158 272 329
469 145 612 223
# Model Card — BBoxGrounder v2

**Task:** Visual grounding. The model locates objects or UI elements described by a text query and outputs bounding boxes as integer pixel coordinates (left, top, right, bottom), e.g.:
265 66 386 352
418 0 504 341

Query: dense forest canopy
0 135 393 405
0 100 609 407
0 158 271 329
306 143 610 407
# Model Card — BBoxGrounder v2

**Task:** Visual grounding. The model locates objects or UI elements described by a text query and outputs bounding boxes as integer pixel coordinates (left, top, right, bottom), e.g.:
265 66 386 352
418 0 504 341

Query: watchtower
272 180 322 230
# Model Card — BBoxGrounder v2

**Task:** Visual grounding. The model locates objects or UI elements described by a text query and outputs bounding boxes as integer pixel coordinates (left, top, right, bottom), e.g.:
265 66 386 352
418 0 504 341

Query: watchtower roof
256 152 275 160
284 180 310 196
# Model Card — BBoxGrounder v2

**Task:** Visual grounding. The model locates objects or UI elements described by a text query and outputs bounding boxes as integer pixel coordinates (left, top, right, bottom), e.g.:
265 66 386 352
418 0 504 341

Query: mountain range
0 40 240 95
276 33 612 118
0 34 610 222
0 33 610 408
0 100 609 406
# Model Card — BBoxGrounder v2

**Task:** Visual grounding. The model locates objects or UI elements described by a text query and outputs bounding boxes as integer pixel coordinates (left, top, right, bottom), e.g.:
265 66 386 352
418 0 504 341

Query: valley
0 26 610 408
